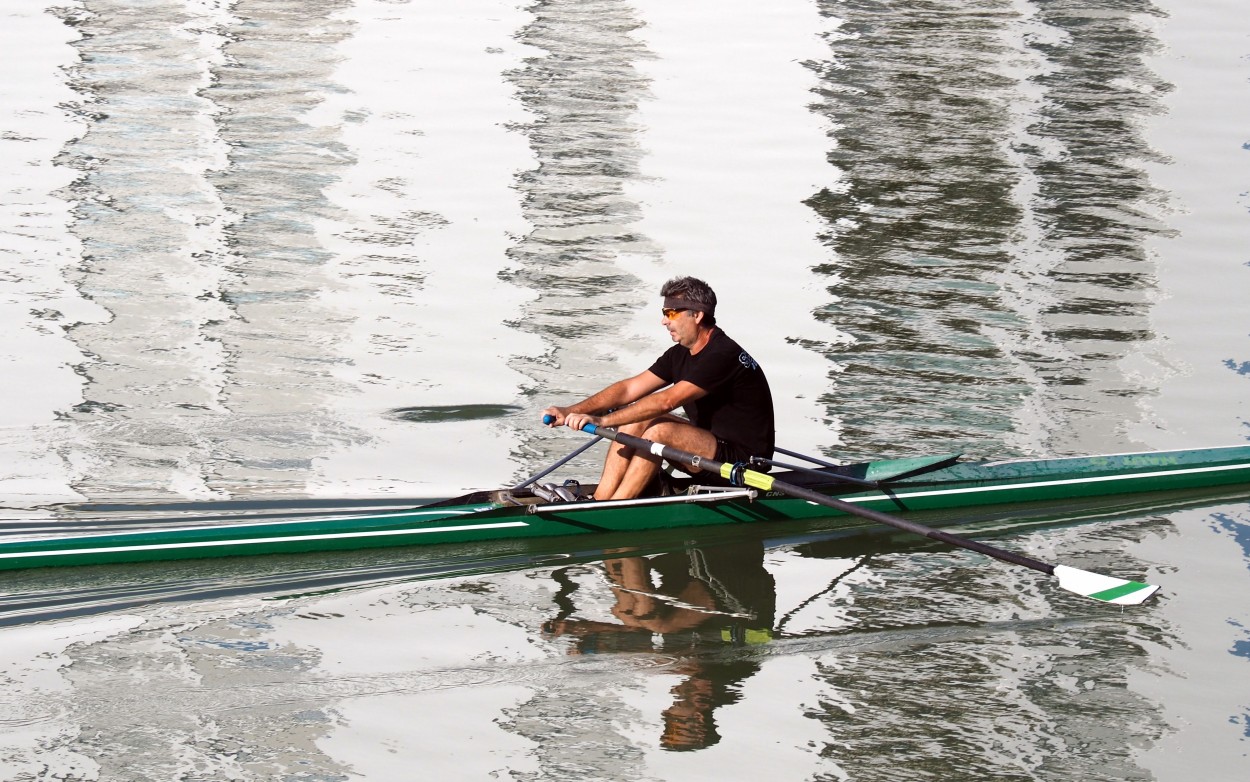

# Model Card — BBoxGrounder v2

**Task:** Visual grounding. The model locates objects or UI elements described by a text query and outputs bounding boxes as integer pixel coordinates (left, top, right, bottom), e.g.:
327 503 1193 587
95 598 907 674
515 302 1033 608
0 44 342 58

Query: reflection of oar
578 424 1159 606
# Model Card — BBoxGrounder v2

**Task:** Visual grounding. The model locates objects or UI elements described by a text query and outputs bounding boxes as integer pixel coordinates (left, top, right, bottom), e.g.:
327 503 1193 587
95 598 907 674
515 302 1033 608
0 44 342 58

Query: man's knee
641 419 678 441
641 420 695 447
644 420 717 456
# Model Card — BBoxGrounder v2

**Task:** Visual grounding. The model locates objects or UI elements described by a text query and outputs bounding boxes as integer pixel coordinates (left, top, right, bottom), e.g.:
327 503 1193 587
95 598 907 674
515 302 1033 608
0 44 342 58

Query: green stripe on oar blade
1052 565 1159 605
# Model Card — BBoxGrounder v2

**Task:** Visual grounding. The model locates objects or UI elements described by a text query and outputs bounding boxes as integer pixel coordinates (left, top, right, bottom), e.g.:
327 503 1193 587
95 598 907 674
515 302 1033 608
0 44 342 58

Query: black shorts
714 438 759 467
670 438 767 485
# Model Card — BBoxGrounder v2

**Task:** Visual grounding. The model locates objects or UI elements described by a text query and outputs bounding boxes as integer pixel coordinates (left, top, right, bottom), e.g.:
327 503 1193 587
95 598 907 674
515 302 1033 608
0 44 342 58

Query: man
543 276 774 500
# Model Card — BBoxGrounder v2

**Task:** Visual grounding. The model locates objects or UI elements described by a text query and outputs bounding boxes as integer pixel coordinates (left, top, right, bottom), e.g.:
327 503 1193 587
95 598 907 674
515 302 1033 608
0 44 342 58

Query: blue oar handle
544 415 599 433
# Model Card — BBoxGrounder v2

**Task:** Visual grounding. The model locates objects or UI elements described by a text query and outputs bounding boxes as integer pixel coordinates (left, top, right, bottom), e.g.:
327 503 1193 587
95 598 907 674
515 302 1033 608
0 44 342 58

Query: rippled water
1 0 1248 779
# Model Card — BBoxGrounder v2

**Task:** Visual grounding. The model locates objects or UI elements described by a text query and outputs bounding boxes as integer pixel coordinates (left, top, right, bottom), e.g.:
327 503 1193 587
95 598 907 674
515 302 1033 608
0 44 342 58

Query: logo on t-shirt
739 351 759 371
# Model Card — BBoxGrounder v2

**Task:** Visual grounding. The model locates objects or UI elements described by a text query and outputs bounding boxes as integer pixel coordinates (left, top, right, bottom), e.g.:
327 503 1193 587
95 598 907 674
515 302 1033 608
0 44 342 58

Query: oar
513 434 602 491
576 424 1160 606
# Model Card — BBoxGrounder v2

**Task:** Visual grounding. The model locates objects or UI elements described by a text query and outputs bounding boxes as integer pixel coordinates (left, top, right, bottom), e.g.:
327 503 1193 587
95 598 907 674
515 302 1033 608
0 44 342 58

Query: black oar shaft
748 467 1053 574
585 424 1055 577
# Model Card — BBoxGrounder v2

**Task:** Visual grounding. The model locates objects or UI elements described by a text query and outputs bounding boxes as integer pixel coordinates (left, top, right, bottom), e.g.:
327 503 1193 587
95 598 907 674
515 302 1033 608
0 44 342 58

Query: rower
542 276 775 501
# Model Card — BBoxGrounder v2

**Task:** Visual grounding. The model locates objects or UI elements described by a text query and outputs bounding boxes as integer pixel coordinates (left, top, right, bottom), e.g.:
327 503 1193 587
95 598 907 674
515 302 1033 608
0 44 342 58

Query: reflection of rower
543 541 775 751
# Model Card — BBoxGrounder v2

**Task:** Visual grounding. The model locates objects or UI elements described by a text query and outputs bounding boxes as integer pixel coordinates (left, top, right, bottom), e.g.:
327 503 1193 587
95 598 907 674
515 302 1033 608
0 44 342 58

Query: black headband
663 296 712 314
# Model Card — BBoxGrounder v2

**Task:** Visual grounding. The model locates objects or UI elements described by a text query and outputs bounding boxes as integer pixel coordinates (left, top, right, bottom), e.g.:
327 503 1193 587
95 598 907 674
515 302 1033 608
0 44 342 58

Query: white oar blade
1052 565 1160 605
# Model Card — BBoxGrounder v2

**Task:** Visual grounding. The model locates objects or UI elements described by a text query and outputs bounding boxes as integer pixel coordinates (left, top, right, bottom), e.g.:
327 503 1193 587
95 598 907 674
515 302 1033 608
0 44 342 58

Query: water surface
1 0 1248 779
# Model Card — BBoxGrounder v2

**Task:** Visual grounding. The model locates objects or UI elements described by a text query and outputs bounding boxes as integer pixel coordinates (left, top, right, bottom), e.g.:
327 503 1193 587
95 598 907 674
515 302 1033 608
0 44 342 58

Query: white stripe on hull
1 506 492 545
0 520 529 561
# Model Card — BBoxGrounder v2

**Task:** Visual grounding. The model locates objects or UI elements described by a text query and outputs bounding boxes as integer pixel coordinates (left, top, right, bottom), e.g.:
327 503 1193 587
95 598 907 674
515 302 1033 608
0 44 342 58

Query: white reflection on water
0 3 97 504
271 584 545 778
619 0 849 458
1131 0 1250 450
0 614 143 781
308 0 544 496
1132 503 1250 781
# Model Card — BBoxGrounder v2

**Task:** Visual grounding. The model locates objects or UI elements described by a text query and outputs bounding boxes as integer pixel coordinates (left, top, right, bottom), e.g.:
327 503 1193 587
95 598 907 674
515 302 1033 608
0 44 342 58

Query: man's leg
606 419 717 501
593 420 648 500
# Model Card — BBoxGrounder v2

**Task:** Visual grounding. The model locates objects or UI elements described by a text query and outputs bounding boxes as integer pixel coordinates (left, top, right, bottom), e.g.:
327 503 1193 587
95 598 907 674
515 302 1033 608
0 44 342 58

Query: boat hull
3 444 1249 571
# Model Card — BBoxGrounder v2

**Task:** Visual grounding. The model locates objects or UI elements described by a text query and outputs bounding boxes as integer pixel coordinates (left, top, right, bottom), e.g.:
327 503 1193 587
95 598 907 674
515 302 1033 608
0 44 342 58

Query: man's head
660 276 717 327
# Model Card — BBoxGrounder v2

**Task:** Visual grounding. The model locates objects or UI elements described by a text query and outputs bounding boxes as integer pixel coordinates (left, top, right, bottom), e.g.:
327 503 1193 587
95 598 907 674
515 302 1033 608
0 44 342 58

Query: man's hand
542 406 602 430
563 412 603 432
541 406 569 427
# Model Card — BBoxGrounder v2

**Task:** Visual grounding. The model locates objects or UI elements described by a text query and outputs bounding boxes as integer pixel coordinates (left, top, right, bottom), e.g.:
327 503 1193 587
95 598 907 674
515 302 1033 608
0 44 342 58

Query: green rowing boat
2 443 1248 584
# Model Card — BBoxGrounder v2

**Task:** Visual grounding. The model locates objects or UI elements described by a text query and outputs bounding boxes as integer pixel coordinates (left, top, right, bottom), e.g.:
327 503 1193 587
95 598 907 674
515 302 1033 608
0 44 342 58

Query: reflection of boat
2 444 1249 572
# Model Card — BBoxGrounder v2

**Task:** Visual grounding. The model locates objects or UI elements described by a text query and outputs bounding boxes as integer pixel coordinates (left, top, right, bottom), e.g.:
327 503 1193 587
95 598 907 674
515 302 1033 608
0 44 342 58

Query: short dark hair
660 276 717 326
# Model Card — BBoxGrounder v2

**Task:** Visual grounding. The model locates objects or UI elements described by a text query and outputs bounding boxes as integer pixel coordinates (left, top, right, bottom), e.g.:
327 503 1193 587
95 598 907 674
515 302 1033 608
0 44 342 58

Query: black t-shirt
648 329 775 458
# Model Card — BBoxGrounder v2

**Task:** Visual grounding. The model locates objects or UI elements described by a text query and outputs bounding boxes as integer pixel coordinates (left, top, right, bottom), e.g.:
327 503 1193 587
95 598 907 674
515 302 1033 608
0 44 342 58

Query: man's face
662 304 701 348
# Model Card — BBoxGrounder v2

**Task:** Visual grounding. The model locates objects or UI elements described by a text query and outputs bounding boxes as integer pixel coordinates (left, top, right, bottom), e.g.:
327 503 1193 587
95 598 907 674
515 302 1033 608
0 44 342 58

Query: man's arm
598 381 706 429
547 376 709 432
543 371 669 427
544 372 711 429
